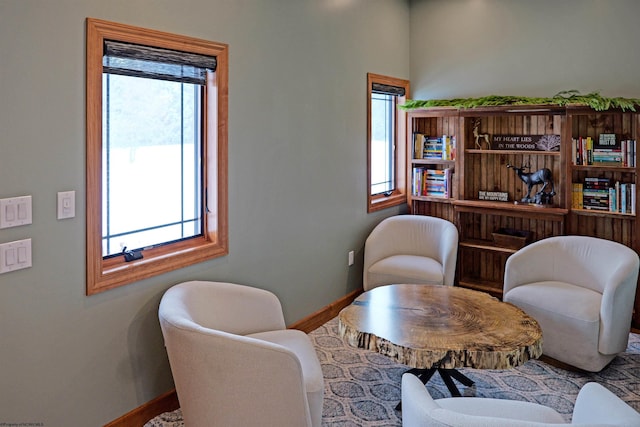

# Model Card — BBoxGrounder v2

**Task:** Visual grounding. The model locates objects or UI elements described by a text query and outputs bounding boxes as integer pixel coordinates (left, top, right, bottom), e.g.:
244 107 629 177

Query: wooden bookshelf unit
407 108 459 223
406 104 640 327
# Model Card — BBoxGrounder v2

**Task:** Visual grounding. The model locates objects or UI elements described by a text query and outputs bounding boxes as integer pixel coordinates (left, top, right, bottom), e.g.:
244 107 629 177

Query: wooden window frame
367 73 409 213
86 18 228 295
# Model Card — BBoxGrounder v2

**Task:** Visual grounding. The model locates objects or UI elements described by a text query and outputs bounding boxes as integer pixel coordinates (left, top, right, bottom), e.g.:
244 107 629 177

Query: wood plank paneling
409 107 639 322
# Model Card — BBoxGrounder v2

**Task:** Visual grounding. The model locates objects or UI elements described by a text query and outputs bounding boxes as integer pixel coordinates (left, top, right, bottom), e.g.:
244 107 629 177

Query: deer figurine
507 163 555 204
472 118 490 149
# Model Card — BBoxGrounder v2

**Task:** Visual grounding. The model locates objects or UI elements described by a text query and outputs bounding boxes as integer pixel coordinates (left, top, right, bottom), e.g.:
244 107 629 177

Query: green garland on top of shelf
399 90 640 112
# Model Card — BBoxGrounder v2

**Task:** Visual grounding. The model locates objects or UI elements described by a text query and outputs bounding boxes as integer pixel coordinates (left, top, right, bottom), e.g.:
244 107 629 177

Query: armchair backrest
365 215 457 262
504 236 639 295
402 374 637 427
364 215 458 286
401 373 557 426
161 280 287 335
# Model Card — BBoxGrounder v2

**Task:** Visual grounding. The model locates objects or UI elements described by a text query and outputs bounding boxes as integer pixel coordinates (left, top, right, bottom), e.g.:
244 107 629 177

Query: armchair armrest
598 250 639 354
439 223 458 286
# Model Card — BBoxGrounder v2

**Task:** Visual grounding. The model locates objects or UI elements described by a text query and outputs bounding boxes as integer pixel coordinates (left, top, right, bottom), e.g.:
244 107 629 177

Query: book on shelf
412 133 456 161
609 184 618 212
594 133 622 166
617 182 637 214
572 135 637 167
574 178 636 214
412 167 453 198
574 136 593 165
441 135 456 161
571 182 583 209
413 133 425 159
623 139 637 167
582 177 610 210
423 137 444 159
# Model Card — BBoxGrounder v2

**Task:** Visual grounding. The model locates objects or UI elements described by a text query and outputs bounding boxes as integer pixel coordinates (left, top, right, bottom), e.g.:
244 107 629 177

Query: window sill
88 236 228 295
368 192 406 213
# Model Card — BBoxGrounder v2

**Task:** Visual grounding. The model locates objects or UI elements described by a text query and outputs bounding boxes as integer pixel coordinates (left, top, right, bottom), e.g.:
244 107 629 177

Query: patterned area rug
146 317 640 426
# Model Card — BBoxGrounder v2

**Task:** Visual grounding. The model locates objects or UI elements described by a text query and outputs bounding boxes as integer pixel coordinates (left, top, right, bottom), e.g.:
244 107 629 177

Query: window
86 18 228 295
367 73 409 212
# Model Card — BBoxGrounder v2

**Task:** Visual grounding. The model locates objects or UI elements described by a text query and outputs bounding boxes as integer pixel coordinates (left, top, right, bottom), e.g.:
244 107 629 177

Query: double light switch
0 196 33 274
0 238 32 273
0 195 32 229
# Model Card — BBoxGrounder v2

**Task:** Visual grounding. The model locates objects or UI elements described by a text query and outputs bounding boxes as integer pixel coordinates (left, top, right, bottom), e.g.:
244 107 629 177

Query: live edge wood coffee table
338 284 543 398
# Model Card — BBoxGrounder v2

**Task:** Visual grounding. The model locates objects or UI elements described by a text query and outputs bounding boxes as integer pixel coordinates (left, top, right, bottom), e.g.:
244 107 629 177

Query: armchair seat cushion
368 255 444 288
505 281 601 324
505 281 603 371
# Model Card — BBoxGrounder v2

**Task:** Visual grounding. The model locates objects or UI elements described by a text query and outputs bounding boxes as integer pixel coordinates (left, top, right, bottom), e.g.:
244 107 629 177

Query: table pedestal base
410 367 475 397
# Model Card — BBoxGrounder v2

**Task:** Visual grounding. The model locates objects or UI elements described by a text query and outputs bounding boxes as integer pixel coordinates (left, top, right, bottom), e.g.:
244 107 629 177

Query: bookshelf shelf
453 199 568 218
411 196 454 203
411 159 455 166
459 239 518 255
465 149 560 156
571 208 636 218
572 165 636 172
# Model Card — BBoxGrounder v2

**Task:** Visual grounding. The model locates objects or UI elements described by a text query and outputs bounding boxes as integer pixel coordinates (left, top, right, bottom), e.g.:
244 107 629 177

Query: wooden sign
491 134 561 151
479 191 508 201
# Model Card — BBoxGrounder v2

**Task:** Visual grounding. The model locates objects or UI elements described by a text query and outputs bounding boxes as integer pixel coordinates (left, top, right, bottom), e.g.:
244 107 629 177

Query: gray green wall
0 1 409 425
410 0 640 99
3 0 640 425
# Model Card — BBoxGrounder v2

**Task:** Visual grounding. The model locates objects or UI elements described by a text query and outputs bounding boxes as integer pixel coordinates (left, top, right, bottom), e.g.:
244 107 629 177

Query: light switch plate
0 238 32 274
57 191 75 220
0 196 32 229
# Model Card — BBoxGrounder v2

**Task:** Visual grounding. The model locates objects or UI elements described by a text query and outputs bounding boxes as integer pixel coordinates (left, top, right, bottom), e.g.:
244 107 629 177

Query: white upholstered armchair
504 235 640 372
401 373 640 426
158 281 324 427
363 215 458 291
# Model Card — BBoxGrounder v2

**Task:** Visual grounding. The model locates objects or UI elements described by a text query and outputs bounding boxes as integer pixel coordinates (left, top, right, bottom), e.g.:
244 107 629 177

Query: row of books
413 133 456 161
572 134 636 167
571 177 636 214
412 167 454 198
